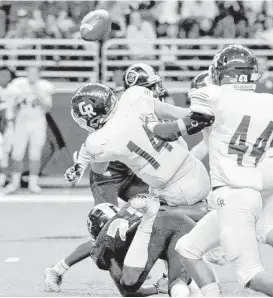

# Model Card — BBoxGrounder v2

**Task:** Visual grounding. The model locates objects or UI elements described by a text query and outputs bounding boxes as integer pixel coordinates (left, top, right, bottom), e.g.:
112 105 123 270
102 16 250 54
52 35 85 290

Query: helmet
71 83 118 132
191 70 210 90
209 44 259 89
187 71 210 105
123 63 166 100
87 203 119 240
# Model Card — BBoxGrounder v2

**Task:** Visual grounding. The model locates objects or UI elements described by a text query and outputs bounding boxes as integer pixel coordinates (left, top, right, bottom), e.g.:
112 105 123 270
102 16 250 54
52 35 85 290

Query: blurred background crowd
0 0 272 193
1 0 273 41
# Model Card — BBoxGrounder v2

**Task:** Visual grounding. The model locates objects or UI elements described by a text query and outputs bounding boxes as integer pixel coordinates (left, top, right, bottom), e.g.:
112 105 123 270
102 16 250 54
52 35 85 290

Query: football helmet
123 63 166 101
209 44 259 89
71 83 118 132
87 203 119 240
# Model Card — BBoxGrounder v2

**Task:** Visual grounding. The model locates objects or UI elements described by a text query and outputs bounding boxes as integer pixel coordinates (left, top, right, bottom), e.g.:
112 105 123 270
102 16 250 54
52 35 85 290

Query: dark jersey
90 202 195 271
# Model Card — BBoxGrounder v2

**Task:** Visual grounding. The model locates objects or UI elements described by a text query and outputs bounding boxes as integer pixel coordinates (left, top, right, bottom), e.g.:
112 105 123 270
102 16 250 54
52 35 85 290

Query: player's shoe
28 184 42 194
3 183 19 195
44 267 62 292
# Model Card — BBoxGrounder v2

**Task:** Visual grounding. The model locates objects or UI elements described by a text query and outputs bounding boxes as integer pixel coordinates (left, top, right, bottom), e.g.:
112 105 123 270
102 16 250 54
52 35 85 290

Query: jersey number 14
228 115 273 166
127 126 173 169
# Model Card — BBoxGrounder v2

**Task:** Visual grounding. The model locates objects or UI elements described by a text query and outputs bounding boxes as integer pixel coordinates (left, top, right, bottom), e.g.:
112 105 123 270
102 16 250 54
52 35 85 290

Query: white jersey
190 84 273 191
10 77 54 123
0 83 21 121
84 86 193 188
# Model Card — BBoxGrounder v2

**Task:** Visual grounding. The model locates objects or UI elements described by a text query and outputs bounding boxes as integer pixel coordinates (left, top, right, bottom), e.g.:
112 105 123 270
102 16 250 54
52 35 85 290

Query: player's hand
64 163 84 183
156 273 168 294
183 112 215 135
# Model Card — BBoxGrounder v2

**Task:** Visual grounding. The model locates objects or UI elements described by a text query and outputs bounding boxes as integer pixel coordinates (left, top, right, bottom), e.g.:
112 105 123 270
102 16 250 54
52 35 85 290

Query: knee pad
256 224 273 244
175 235 203 260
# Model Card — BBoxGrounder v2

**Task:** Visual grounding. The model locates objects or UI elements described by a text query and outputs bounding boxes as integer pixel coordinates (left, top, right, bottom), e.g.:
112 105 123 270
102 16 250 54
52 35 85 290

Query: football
80 9 112 42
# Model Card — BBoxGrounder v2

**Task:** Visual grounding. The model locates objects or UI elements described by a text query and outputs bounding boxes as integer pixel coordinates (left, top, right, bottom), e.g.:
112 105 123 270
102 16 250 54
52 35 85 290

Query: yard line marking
4 257 20 263
0 195 95 203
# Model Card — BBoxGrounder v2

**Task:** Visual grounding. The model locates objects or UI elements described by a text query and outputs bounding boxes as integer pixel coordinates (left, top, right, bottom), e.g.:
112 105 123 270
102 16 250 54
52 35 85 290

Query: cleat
44 267 62 292
28 184 42 194
4 183 19 195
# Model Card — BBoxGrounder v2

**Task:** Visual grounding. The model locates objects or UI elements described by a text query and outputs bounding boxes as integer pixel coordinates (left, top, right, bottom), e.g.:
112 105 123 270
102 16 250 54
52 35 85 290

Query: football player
155 45 273 296
4 66 54 194
45 194 207 296
0 66 18 186
190 70 273 256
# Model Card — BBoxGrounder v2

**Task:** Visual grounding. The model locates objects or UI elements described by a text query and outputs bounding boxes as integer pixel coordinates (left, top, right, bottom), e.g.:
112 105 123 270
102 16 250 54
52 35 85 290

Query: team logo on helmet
125 69 139 86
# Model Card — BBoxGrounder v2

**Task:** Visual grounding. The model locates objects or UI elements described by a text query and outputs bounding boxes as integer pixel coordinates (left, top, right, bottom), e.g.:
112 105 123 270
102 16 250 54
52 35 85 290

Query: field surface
0 188 272 297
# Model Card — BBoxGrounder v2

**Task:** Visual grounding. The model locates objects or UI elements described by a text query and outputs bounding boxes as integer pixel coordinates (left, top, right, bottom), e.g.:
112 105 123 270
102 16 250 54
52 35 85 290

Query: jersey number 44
228 115 273 166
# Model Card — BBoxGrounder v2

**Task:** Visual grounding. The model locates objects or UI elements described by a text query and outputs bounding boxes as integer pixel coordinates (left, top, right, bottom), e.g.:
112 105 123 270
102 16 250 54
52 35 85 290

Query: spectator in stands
181 0 218 24
28 9 46 38
0 1 11 38
236 18 249 38
126 10 156 59
44 14 63 38
57 10 75 38
213 15 236 38
6 9 35 41
153 0 180 25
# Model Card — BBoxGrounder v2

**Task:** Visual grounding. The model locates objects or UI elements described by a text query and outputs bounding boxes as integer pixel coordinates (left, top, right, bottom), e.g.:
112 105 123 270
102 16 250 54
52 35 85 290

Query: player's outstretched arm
190 130 209 161
153 99 190 120
147 113 214 142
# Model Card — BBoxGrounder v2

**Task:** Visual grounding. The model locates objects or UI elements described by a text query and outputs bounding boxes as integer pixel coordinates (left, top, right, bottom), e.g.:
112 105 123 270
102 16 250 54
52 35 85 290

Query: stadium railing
0 38 272 93
102 38 273 93
0 38 99 89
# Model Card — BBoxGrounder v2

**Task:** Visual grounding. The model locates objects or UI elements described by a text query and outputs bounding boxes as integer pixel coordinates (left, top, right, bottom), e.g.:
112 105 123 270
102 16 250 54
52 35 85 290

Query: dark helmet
71 83 118 132
123 63 166 100
209 44 259 88
87 203 119 240
191 70 210 90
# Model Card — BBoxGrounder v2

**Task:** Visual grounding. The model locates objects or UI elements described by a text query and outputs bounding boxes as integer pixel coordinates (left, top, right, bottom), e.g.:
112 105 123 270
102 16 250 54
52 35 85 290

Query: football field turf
0 188 271 297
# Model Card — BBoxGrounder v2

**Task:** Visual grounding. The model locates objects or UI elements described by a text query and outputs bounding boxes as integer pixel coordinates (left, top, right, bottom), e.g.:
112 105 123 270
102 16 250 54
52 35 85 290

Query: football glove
64 163 84 183
64 151 84 183
183 112 215 135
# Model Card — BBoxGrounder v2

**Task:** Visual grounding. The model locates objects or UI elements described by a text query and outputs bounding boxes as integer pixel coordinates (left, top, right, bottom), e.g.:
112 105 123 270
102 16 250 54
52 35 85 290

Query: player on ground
45 195 207 296
4 66 54 194
159 45 273 296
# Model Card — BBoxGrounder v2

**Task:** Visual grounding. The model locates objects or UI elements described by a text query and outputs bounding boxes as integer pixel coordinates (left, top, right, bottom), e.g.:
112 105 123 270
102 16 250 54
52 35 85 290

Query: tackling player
45 195 207 296
4 66 54 194
156 45 273 296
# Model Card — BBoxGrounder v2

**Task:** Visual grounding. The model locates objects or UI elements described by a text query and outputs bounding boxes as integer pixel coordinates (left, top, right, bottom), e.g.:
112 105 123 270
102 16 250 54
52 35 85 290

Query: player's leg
89 168 122 205
214 186 273 296
167 236 198 297
175 210 222 296
257 194 273 247
45 170 123 291
45 239 94 292
4 123 28 194
120 173 149 202
28 121 47 193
